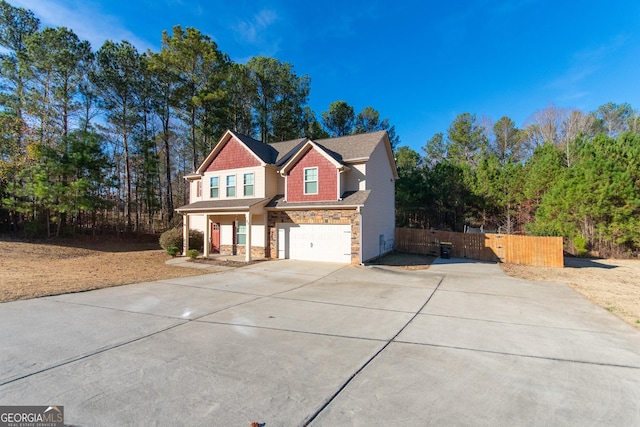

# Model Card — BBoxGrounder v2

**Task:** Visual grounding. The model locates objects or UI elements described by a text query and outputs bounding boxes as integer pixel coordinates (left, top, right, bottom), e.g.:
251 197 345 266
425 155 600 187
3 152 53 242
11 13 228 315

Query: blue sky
14 0 640 152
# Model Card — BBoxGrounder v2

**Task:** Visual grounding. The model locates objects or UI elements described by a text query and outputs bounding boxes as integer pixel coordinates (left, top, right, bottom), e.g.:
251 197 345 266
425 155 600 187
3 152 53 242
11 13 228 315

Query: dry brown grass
3 236 637 332
0 235 210 302
502 257 640 329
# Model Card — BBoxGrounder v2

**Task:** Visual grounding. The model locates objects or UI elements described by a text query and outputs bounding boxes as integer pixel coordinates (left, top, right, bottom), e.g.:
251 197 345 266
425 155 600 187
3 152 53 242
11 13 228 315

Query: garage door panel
278 224 351 263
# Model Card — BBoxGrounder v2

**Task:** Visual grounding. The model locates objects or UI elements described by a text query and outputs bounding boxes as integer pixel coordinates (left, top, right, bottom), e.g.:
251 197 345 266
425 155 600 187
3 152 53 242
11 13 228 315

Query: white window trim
236 221 247 245
210 176 219 198
226 175 236 198
243 172 254 197
303 167 318 195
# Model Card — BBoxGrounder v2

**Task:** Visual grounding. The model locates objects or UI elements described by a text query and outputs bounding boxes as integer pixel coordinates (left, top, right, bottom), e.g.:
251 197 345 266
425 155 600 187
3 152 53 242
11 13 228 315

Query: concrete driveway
1 258 639 426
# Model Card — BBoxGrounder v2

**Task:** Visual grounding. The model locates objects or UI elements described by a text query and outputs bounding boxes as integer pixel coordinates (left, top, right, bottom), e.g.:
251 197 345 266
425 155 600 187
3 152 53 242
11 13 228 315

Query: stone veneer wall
220 244 266 259
266 209 360 264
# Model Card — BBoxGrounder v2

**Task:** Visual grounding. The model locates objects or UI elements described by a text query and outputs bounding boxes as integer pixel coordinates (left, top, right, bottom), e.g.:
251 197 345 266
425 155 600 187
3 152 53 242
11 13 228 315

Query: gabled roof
192 129 395 176
267 130 389 167
314 130 388 162
278 139 350 175
268 137 308 164
234 132 279 164
196 130 278 174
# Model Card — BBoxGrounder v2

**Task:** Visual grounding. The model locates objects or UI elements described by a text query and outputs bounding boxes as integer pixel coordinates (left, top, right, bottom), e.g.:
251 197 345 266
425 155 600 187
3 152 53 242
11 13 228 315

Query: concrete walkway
165 255 246 271
1 258 639 426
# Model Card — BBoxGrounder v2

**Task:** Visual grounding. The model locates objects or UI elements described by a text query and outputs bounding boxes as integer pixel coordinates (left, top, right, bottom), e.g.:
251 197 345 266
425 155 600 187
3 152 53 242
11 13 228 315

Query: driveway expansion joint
0 321 188 388
301 275 445 426
394 340 640 370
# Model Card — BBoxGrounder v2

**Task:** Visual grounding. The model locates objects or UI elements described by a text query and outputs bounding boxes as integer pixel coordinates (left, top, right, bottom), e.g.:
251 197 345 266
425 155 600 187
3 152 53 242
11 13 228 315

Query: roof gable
193 129 397 178
196 130 277 174
279 140 348 175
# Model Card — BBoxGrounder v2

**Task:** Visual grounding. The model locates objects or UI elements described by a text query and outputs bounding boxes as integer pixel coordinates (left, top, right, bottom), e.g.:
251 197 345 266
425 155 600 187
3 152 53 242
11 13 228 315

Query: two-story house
175 129 398 264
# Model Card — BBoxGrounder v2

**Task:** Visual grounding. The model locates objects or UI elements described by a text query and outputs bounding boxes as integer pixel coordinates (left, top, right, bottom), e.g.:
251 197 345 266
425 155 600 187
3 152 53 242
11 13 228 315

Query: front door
210 222 220 253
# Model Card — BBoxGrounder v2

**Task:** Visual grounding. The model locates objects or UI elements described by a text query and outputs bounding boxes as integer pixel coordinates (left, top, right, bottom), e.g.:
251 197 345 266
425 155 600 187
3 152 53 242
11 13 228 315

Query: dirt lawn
502 258 640 329
2 238 638 330
0 236 211 303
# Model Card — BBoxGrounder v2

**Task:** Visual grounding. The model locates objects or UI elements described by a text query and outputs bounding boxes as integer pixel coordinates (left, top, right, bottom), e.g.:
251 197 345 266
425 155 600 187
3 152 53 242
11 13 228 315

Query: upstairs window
244 173 254 196
210 176 219 198
304 167 318 194
226 175 236 197
196 181 202 197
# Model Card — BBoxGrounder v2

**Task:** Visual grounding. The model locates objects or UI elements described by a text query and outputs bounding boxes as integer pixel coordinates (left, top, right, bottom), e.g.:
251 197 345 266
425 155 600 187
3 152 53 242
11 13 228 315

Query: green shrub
159 227 204 251
166 246 180 257
159 228 182 249
573 236 588 256
186 249 199 259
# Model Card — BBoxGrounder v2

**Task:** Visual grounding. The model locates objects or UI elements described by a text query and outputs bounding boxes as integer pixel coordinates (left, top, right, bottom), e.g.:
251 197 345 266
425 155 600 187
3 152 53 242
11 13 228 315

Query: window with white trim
243 173 254 196
196 181 202 197
226 175 236 197
236 222 246 245
304 167 318 194
210 176 219 198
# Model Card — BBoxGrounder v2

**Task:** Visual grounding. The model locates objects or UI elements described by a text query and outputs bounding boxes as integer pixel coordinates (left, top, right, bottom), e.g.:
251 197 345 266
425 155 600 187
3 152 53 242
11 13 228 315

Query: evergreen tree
446 112 488 167
0 0 39 145
492 116 524 164
92 40 143 230
354 106 400 149
322 100 354 137
423 132 446 168
226 63 255 136
157 25 229 169
23 26 92 144
247 56 310 143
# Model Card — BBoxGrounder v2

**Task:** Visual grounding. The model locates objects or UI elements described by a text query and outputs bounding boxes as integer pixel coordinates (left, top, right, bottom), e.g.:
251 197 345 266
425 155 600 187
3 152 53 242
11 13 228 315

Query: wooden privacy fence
395 228 564 267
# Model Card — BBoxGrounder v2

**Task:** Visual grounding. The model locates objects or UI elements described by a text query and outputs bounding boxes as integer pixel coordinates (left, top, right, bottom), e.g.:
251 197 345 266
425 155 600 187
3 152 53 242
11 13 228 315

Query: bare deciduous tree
560 109 595 166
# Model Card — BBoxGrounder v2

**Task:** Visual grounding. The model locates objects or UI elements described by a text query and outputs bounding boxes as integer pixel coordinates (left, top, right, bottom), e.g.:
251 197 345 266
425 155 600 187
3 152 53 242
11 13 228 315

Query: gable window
304 167 318 194
236 222 246 245
243 173 254 196
210 176 219 198
226 175 236 197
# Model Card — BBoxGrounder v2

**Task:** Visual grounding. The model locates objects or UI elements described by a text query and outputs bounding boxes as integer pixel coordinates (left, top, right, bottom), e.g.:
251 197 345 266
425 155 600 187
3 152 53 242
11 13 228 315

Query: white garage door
277 224 352 263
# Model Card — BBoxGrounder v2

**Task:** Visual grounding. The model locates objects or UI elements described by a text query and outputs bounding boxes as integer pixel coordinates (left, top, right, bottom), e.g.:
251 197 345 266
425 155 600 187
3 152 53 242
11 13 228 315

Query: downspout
182 213 190 256
357 205 363 265
337 167 347 200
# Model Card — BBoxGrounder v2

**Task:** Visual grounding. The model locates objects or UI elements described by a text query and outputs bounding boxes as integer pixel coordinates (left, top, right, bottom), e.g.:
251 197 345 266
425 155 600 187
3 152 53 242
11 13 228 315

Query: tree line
0 1 397 236
2 1 636 258
395 103 640 257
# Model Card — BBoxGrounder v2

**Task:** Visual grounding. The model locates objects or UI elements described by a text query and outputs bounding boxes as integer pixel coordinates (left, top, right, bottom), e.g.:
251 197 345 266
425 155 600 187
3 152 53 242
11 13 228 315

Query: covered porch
175 198 270 263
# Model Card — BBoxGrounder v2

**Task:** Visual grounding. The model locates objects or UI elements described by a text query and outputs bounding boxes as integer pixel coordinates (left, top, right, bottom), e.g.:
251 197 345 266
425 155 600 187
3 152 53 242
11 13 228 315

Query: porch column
182 214 190 256
245 212 252 262
203 214 210 257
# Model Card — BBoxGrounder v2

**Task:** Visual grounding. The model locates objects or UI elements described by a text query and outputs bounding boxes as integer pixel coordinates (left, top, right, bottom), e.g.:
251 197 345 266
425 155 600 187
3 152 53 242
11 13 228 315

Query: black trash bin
440 242 452 259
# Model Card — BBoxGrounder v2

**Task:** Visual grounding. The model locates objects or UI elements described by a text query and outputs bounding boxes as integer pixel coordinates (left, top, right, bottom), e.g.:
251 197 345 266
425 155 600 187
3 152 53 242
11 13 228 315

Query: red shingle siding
205 137 261 172
287 148 337 202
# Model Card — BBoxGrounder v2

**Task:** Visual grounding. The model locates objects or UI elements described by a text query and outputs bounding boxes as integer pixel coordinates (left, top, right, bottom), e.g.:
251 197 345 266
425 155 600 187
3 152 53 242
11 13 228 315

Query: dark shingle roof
232 132 279 164
265 131 386 166
268 137 308 164
265 191 371 209
210 130 387 169
313 130 387 162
